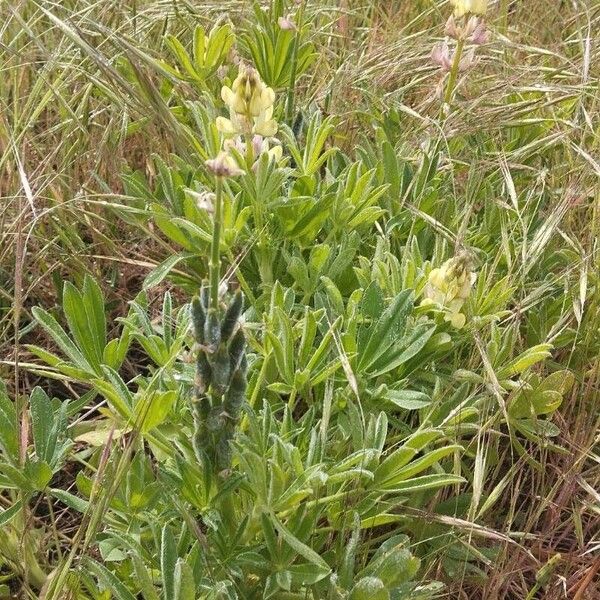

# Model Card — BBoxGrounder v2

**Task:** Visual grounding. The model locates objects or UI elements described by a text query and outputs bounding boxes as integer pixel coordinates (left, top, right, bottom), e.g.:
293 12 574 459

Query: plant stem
244 133 254 170
210 177 223 312
444 37 465 106
500 0 510 35
285 0 306 124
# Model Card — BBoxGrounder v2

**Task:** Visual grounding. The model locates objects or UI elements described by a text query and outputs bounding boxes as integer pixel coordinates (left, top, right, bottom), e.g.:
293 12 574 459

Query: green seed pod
192 394 210 422
200 282 210 310
228 328 246 371
191 296 206 343
195 350 212 394
204 308 221 351
220 291 243 341
215 432 233 472
207 406 226 433
210 344 231 396
223 368 247 420
191 395 210 459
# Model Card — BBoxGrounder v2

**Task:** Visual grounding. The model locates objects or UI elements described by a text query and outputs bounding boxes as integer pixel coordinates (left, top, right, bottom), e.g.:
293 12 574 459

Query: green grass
1 0 599 598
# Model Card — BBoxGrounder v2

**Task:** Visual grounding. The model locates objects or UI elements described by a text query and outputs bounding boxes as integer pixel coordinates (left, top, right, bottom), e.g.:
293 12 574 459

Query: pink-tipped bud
431 42 453 72
205 151 245 178
445 15 461 40
278 15 297 31
468 20 489 45
216 65 228 80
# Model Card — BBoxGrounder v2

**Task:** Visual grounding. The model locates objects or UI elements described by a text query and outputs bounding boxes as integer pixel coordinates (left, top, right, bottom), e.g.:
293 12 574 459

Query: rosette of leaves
190 284 247 472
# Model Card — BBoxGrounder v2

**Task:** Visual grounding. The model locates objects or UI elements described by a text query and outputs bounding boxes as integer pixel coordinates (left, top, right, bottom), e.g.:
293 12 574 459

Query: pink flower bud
468 21 489 45
445 15 461 39
278 16 297 31
431 42 453 72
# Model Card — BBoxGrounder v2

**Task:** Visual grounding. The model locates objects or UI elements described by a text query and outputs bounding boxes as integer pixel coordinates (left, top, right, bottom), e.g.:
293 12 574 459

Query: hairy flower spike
421 253 476 329
217 65 278 138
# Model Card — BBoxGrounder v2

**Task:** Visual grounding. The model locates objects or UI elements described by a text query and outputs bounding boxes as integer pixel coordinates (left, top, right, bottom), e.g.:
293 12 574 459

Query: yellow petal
448 312 466 329
428 268 444 289
216 117 237 136
268 145 283 162
254 118 278 137
221 86 234 106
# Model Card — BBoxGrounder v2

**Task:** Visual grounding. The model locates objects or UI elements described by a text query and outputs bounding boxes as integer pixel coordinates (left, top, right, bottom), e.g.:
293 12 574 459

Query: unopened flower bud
190 190 215 213
468 20 489 45
445 15 461 39
431 42 453 72
205 151 245 178
217 65 228 80
278 15 296 31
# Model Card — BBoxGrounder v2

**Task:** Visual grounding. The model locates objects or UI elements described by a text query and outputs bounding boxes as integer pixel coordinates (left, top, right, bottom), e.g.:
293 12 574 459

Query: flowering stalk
209 176 223 312
285 1 305 123
192 152 247 474
443 36 465 105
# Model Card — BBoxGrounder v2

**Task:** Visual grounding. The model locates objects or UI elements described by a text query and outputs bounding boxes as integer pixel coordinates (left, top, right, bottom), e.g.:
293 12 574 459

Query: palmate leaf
31 306 94 375
268 512 331 574
0 381 18 462
357 288 413 372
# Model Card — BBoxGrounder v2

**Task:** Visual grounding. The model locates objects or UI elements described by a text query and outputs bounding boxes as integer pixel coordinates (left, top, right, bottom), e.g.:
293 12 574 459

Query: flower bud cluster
216 65 278 138
431 1 489 74
421 254 476 329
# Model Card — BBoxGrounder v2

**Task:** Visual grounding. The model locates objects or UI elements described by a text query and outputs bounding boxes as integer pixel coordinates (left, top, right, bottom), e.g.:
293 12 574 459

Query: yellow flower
217 65 277 138
421 254 476 329
451 0 487 18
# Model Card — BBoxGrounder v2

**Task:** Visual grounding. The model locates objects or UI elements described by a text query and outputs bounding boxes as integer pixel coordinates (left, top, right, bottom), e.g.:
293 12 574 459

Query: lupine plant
1 0 598 599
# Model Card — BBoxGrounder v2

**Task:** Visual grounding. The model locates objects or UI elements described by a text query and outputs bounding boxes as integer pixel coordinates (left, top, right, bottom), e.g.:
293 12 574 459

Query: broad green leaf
161 525 177 600
30 387 53 463
50 488 89 513
143 254 187 289
174 558 195 600
131 554 161 600
32 307 93 373
382 389 431 410
0 500 22 527
374 429 442 485
268 513 331 574
383 473 465 494
358 290 413 371
498 343 552 378
85 558 137 600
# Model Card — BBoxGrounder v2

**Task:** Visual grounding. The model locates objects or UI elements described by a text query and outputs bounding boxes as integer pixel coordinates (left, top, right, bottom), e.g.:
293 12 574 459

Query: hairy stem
210 177 223 311
444 37 465 105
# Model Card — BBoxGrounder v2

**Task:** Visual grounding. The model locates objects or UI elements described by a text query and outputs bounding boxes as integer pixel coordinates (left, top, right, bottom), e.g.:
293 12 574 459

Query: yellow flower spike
217 64 278 138
450 0 487 18
421 253 476 328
